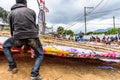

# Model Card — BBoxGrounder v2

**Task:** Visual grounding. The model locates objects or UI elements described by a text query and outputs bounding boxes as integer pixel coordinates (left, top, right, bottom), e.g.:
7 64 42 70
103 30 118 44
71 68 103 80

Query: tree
57 26 74 36
65 29 74 36
0 7 9 23
57 26 64 34
106 28 118 34
86 32 93 35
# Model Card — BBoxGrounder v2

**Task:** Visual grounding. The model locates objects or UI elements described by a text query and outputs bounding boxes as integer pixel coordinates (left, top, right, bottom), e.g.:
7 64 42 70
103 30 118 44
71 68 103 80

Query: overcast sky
0 0 120 33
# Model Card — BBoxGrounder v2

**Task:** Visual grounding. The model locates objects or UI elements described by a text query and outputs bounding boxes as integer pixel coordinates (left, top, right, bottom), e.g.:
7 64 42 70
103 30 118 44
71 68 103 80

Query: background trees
57 26 74 36
0 7 9 23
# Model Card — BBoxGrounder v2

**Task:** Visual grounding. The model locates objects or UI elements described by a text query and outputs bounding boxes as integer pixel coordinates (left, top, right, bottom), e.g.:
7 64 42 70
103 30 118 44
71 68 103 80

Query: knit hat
16 0 27 4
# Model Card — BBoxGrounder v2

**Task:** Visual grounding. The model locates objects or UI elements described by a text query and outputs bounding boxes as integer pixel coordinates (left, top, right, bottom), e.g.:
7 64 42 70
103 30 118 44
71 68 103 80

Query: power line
64 22 80 30
87 0 105 15
86 23 120 25
84 0 104 33
74 0 106 21
65 0 105 30
91 8 120 14
83 0 104 33
63 0 116 31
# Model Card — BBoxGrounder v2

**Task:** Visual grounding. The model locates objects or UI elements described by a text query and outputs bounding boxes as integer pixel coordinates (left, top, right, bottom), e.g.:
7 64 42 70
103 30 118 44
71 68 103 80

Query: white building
0 22 8 30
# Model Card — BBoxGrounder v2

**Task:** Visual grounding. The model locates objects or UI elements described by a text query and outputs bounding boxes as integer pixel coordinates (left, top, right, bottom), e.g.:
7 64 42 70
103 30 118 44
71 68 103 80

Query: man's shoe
8 68 18 74
30 75 42 80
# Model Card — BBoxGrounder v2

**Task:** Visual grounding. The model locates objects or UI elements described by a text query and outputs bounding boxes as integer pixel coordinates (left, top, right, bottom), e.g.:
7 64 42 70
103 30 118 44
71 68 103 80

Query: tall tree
57 26 64 34
0 7 9 23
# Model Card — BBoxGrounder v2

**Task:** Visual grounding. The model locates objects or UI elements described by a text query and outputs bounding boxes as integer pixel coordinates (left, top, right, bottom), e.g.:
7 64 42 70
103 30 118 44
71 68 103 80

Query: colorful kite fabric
0 37 120 59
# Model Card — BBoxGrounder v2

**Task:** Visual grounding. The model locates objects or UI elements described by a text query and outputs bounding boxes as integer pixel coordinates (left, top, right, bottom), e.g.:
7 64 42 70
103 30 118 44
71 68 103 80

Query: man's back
9 4 38 39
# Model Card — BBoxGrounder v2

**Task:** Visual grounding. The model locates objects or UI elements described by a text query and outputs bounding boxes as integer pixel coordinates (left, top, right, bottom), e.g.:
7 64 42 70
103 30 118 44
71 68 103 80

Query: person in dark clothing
110 36 114 42
114 35 118 42
2 0 44 80
105 37 111 45
79 31 84 38
90 36 95 42
95 36 100 42
118 29 120 39
102 36 106 43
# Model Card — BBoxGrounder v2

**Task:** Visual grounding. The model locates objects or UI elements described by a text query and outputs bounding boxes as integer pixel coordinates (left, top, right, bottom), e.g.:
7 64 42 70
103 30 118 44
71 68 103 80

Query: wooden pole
113 16 115 28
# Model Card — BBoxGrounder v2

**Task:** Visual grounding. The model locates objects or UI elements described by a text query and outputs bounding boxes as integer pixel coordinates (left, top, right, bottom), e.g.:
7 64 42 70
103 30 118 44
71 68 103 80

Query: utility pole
51 25 54 33
84 7 87 34
113 16 115 28
42 22 46 34
42 4 46 35
84 7 94 34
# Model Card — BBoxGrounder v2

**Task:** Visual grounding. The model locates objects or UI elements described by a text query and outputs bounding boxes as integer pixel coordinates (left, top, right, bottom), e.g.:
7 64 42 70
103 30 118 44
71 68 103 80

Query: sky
0 0 120 33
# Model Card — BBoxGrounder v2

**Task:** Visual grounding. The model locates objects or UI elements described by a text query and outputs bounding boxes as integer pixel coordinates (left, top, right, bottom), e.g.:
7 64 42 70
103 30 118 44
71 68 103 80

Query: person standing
2 0 44 80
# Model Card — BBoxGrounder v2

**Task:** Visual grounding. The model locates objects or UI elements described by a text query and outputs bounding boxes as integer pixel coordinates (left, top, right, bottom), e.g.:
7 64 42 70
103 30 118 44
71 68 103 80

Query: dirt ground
0 52 120 80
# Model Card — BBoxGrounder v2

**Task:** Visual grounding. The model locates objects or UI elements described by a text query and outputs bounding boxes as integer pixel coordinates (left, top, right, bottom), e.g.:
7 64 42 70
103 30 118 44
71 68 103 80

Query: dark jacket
9 4 38 39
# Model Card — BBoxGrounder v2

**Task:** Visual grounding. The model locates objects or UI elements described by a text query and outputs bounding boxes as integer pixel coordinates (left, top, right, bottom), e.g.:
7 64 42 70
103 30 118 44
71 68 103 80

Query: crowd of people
89 35 120 45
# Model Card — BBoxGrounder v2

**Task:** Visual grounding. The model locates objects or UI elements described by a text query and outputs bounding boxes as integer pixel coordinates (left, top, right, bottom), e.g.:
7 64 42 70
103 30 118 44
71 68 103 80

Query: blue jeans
2 37 44 77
